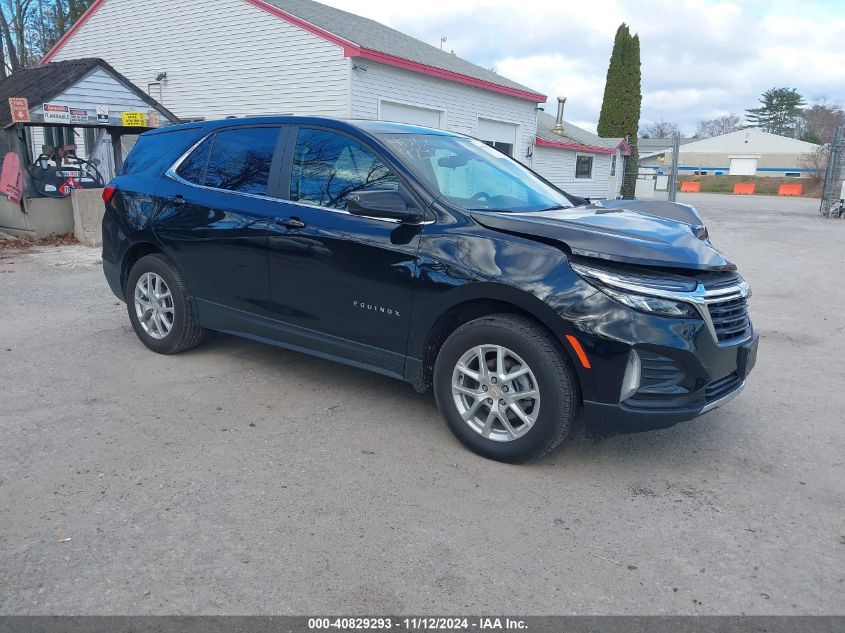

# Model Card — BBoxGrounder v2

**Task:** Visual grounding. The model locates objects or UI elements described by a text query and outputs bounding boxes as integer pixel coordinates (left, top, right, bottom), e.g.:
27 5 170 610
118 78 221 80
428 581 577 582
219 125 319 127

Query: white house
639 128 821 177
533 101 630 199
41 0 623 197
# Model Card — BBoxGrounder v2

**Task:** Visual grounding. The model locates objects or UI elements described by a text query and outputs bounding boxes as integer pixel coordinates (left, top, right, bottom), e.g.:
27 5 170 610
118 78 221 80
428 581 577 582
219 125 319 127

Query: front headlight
599 285 698 317
571 261 699 318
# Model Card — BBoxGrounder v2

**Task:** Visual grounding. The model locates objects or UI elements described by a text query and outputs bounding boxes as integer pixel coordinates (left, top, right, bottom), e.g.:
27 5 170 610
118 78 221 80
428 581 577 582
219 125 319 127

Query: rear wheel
125 254 205 354
434 314 578 463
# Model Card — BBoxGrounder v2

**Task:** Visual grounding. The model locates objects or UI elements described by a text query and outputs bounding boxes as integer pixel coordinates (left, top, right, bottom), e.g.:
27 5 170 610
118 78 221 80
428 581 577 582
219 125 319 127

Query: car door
154 125 288 317
266 125 424 377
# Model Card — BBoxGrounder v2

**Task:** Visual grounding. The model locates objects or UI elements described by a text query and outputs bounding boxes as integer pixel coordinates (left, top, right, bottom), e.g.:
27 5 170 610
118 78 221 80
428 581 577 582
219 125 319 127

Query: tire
433 314 578 463
125 253 205 354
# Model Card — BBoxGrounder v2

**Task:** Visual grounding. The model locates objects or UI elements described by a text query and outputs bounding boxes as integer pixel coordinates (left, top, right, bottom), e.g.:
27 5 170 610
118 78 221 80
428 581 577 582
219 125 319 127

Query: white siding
533 146 617 199
350 61 537 162
52 0 349 120
32 68 156 122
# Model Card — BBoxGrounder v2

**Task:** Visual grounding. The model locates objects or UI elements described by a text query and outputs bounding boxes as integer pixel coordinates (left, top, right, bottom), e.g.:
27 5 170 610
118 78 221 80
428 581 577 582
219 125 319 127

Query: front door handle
275 216 306 229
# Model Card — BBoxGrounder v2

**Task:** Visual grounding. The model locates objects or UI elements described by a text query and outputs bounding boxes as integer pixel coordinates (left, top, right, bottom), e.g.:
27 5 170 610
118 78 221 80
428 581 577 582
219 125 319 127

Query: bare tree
0 0 35 70
798 145 829 182
695 114 742 138
0 0 93 73
640 119 679 138
801 97 845 144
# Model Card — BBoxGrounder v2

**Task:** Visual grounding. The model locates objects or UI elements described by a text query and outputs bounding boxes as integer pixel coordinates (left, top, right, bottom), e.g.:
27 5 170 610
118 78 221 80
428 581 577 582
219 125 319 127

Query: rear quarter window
119 128 202 176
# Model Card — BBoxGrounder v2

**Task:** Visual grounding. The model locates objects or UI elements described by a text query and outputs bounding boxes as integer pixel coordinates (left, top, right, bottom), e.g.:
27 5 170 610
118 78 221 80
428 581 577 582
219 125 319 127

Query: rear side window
176 136 212 184
205 127 280 195
120 128 198 175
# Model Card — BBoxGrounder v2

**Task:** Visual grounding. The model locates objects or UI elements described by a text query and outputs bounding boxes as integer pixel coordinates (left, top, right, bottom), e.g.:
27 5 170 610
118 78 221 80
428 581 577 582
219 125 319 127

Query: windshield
380 133 574 212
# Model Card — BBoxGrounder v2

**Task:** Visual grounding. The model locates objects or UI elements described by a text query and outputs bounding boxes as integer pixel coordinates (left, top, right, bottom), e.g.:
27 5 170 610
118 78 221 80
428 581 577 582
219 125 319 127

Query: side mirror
347 190 423 223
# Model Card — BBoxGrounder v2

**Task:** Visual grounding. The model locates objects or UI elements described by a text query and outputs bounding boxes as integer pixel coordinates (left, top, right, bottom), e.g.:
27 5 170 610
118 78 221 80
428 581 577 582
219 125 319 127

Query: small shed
0 58 179 238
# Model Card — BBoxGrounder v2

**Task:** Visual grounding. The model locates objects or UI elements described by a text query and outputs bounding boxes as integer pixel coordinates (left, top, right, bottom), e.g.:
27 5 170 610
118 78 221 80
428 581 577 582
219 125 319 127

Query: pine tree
745 87 806 137
597 24 642 199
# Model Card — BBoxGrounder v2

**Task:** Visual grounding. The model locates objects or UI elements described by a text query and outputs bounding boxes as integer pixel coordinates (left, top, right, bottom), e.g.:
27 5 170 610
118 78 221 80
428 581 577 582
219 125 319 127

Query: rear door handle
275 216 306 229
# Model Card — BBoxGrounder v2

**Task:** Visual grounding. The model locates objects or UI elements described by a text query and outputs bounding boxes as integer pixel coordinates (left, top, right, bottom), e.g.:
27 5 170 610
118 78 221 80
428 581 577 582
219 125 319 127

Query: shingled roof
257 0 543 99
0 58 179 129
535 111 630 155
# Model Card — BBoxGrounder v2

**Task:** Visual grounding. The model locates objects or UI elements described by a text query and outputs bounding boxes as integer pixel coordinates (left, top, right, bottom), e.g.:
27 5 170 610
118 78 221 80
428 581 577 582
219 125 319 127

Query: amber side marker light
565 334 591 369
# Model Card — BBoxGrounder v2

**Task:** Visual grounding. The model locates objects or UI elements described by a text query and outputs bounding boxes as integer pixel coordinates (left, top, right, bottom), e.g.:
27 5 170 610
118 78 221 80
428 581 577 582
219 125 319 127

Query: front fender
405 228 597 387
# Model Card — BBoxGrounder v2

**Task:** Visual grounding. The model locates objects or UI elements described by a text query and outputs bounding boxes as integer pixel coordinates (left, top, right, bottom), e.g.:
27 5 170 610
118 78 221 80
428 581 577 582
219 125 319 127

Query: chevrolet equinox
102 117 757 463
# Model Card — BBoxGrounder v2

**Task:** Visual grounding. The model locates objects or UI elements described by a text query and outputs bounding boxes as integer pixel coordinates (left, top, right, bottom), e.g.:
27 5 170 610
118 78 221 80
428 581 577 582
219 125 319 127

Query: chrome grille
706 293 751 343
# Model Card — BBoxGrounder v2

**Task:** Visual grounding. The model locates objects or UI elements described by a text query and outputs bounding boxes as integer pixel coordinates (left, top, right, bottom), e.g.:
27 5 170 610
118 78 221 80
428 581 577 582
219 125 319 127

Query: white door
477 118 518 156
729 158 758 176
379 101 443 128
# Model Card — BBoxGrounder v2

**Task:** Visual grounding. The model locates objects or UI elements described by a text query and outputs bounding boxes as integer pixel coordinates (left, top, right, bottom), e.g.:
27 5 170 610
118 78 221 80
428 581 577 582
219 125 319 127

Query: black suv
102 117 757 463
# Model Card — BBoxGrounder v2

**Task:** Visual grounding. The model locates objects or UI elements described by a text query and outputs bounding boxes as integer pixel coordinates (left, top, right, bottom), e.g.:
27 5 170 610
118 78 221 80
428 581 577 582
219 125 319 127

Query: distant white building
640 128 821 177
41 0 625 198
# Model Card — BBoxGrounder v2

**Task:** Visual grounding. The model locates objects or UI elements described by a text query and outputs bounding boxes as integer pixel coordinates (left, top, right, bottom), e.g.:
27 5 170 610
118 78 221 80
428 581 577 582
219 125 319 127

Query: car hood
470 200 735 271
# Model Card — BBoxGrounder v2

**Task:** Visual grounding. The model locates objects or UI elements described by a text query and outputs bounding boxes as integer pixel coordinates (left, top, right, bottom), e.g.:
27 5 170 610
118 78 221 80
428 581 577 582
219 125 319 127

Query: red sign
58 177 81 197
9 97 29 123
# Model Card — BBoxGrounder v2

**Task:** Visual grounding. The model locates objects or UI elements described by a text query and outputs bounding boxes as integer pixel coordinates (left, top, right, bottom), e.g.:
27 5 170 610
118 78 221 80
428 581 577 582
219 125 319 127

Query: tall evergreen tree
597 24 641 199
745 87 806 137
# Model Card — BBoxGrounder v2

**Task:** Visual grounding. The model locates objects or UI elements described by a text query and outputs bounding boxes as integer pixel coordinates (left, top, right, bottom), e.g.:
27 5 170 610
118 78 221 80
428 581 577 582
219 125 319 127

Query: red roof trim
348 48 546 102
244 0 359 52
41 0 108 64
536 136 631 156
247 0 546 103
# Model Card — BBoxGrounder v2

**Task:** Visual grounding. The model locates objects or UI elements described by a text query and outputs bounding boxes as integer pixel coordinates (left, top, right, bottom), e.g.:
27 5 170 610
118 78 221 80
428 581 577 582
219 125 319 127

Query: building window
481 140 513 157
784 172 801 178
610 153 617 176
575 155 593 179
148 82 162 102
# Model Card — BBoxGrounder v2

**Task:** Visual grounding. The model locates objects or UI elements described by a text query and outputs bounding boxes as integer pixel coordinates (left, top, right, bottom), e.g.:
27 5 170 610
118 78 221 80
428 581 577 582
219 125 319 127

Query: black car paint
103 116 754 436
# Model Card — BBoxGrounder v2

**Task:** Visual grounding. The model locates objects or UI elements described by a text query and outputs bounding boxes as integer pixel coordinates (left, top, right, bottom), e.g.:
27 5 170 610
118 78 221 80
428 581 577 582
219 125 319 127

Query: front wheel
433 314 578 463
125 254 205 354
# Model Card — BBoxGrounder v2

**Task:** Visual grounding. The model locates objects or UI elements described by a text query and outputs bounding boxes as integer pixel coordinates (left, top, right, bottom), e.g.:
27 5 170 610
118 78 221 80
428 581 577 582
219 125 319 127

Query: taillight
102 185 117 205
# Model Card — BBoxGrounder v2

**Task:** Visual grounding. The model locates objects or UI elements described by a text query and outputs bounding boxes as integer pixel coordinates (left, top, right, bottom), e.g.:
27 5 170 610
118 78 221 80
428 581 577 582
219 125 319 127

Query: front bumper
563 291 758 437
582 375 748 437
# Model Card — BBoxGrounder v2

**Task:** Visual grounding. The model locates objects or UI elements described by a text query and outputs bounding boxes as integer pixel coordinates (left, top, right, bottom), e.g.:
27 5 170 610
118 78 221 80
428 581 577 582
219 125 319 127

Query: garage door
729 158 758 176
380 101 442 128
477 118 518 156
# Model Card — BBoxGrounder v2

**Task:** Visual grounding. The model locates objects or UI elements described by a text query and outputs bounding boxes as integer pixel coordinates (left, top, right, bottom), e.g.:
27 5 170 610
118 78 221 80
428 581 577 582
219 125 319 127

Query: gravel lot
1 193 843 615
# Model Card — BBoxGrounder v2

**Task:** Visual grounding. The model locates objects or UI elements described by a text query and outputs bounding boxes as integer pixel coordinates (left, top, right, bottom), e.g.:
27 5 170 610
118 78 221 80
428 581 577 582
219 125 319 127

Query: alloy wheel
451 344 540 442
134 272 175 340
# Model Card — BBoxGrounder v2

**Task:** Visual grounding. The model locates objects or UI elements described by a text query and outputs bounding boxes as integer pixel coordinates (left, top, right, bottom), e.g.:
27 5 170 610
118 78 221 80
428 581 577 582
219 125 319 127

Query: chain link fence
623 133 680 202
820 125 844 218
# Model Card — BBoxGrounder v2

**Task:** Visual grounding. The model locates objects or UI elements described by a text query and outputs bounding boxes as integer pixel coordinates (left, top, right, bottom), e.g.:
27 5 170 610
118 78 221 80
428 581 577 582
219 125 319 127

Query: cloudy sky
320 0 845 134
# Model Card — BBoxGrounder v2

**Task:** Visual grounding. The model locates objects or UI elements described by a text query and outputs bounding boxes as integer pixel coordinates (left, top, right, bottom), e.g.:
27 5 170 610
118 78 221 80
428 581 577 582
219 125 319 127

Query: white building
533 104 630 199
640 128 821 177
43 0 623 197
